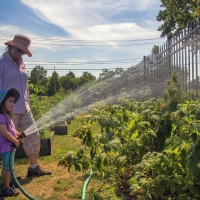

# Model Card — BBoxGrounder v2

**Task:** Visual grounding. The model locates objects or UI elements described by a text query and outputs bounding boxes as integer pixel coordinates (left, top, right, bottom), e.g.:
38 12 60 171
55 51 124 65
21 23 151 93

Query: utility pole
54 66 56 94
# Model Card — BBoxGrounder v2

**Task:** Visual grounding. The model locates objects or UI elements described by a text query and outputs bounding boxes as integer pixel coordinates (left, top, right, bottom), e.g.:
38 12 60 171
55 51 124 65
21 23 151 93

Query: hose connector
18 131 27 138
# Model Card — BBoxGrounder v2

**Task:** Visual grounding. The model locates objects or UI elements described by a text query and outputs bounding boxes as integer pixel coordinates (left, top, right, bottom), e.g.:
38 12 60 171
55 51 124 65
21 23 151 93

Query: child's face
4 97 15 112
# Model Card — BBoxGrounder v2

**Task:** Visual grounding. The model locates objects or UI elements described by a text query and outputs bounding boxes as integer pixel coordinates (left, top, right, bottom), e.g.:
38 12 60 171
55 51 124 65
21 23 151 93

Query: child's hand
16 134 23 140
16 131 22 138
14 140 20 148
17 132 26 139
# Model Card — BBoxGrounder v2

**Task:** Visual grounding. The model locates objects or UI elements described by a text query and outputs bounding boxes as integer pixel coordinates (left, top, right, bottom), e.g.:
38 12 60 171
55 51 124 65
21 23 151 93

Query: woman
0 34 51 177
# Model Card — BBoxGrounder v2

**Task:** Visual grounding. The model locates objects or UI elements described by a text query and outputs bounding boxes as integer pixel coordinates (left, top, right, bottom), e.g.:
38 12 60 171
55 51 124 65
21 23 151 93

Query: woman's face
4 97 15 112
10 46 25 59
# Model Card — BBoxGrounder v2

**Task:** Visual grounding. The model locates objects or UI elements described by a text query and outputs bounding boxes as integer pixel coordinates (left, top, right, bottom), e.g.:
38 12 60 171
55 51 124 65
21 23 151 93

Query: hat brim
0 88 20 104
5 41 32 57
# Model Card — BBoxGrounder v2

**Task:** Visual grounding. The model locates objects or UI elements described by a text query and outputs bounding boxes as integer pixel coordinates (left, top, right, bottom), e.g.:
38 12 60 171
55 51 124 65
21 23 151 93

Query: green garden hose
10 146 92 200
10 146 37 200
82 169 93 200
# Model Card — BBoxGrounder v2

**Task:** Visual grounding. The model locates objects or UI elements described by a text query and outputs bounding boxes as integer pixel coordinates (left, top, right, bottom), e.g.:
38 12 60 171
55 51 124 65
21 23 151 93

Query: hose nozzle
18 131 27 138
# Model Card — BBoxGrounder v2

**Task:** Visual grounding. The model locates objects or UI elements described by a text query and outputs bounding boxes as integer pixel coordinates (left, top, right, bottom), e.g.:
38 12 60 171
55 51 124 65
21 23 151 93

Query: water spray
10 63 170 199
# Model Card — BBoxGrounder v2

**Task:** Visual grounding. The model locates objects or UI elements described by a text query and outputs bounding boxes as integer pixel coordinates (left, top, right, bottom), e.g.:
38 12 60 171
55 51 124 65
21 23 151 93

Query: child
0 88 21 197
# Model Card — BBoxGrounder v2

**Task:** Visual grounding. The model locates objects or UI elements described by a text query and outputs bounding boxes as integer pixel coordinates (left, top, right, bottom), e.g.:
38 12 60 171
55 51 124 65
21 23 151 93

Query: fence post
143 56 147 94
167 34 172 79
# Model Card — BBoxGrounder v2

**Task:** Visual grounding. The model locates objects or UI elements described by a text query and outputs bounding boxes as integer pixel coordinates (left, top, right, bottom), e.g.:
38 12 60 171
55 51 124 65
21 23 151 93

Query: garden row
58 74 200 199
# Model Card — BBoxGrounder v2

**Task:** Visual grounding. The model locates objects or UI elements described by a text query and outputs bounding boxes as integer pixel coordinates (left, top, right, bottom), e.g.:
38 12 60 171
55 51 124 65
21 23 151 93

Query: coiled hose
10 146 37 200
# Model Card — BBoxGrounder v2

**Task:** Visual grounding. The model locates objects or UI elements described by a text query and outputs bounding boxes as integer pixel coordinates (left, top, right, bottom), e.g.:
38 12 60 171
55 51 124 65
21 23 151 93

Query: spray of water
24 65 169 136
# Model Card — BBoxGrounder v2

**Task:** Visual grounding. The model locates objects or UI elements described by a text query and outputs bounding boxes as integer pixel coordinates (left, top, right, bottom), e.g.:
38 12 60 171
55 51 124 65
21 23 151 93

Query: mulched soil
117 170 140 200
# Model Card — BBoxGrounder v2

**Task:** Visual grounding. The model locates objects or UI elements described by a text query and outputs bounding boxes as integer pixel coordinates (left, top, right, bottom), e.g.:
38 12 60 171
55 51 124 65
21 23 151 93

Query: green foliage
29 65 48 95
151 45 159 55
79 72 96 85
30 93 64 121
157 0 199 37
48 71 61 96
57 73 200 199
39 128 52 138
98 68 124 80
164 72 183 111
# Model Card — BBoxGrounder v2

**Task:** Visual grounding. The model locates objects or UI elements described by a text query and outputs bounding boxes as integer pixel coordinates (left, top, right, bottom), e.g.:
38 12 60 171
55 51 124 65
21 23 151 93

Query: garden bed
51 120 68 135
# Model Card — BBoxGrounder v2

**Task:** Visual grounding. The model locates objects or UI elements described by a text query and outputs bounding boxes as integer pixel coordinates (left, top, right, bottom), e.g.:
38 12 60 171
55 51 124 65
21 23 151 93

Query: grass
5 118 121 200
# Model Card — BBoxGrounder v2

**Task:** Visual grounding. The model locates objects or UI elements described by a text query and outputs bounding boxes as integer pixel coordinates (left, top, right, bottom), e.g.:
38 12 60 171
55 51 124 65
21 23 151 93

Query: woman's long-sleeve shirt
0 53 30 114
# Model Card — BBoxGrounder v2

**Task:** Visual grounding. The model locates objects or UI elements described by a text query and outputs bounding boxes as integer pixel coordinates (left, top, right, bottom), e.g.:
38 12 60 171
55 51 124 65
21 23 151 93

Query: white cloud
19 0 161 30
0 0 165 78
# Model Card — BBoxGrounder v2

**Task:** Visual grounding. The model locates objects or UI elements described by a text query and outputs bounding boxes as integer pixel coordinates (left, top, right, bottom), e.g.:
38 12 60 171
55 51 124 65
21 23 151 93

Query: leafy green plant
39 128 52 138
58 74 200 199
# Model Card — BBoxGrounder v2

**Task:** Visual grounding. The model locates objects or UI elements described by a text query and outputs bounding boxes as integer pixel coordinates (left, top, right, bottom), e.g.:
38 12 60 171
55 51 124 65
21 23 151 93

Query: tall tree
66 71 76 78
60 75 79 92
190 0 200 17
48 71 61 96
157 0 200 37
29 65 48 86
29 65 48 94
98 69 115 80
79 71 96 85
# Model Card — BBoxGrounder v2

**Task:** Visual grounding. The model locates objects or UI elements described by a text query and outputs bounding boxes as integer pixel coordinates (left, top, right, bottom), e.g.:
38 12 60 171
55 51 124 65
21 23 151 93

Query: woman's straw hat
5 35 32 57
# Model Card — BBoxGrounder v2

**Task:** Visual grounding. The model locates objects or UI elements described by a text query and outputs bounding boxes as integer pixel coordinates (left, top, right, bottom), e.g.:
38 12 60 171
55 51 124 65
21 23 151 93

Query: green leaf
90 148 95 159
189 185 200 195
123 113 129 122
168 180 175 194
109 139 120 151
173 174 183 185
150 115 160 123
66 155 73 164
74 163 81 171
147 129 157 138
99 137 109 144
191 132 197 143
131 130 139 140
186 144 195 157
192 146 200 161
187 158 198 173
103 157 109 166
128 119 135 129
195 105 200 120
130 184 140 194
179 194 192 200
153 184 164 198
161 154 170 166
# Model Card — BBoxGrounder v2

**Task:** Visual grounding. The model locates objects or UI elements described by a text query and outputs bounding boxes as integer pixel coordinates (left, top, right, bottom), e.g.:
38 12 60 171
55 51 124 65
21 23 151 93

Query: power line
0 34 165 43
25 62 137 65
24 58 142 65
26 68 125 71
29 42 164 46
0 38 164 46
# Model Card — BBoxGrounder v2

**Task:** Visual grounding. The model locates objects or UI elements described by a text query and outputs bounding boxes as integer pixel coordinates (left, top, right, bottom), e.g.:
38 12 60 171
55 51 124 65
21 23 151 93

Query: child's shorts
1 151 14 171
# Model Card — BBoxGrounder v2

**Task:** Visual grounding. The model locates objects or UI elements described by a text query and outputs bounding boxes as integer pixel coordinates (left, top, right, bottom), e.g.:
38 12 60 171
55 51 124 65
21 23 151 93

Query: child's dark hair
0 91 15 116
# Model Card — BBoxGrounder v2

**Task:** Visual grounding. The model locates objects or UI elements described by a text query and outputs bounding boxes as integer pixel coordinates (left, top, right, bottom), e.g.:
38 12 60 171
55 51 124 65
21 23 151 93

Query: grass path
6 120 89 200
6 120 120 200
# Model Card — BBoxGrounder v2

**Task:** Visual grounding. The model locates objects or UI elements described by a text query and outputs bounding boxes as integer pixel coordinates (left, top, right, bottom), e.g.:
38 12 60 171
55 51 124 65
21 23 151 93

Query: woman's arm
0 123 20 147
0 61 3 89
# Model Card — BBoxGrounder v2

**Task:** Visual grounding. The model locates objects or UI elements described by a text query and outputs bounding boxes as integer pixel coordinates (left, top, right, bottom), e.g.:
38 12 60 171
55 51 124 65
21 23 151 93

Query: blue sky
0 0 166 78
